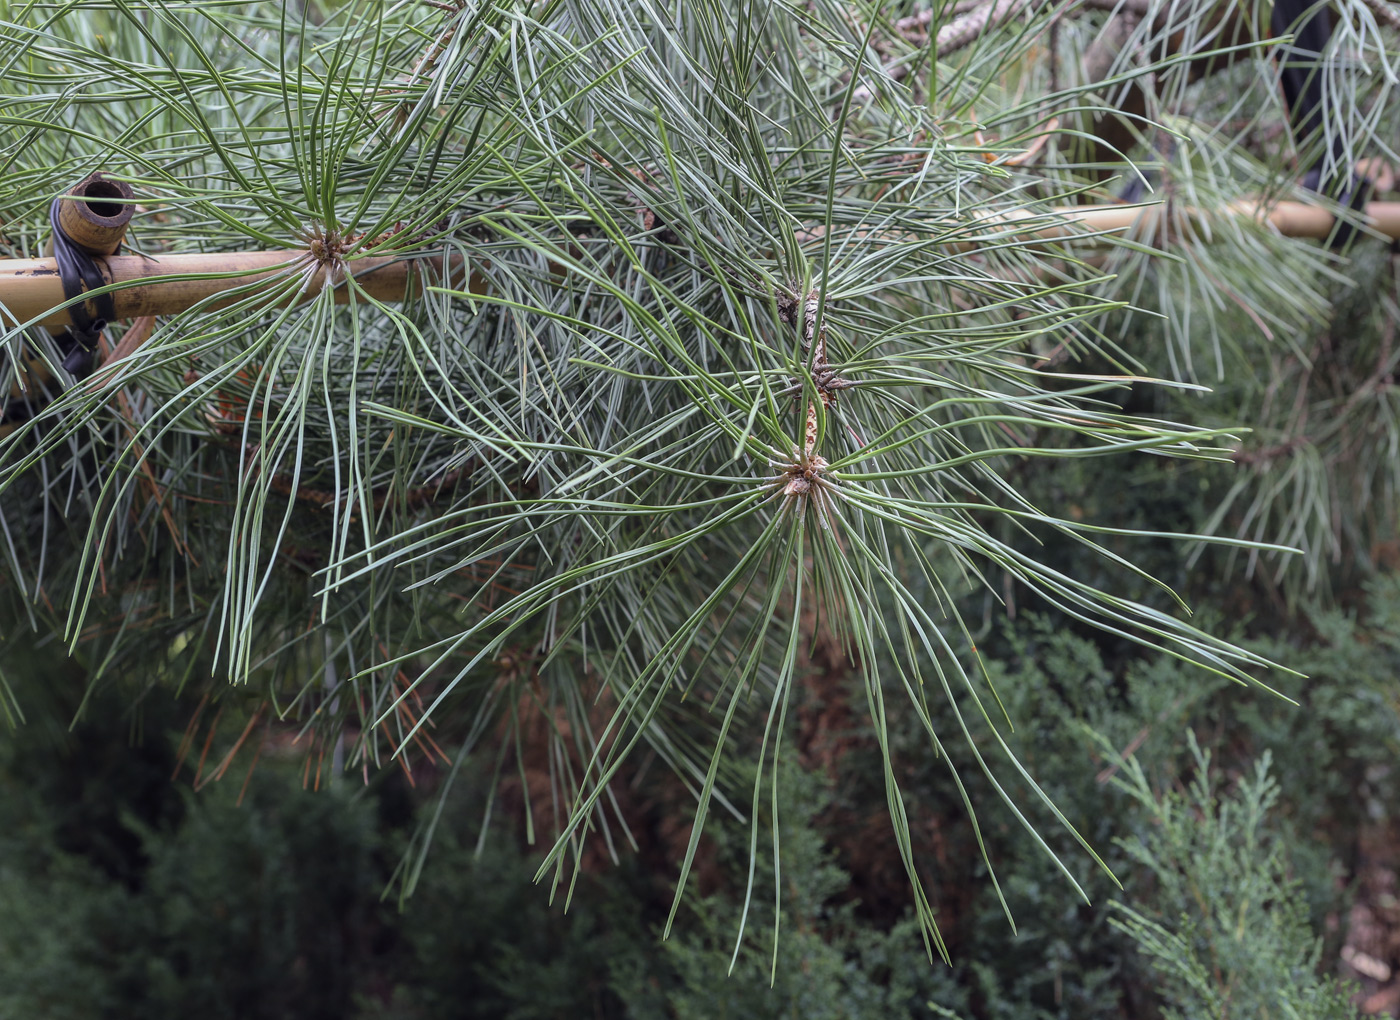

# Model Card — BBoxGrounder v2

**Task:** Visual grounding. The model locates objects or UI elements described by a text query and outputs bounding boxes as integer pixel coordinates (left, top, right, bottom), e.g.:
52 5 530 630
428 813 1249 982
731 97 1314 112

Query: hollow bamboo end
57 174 136 256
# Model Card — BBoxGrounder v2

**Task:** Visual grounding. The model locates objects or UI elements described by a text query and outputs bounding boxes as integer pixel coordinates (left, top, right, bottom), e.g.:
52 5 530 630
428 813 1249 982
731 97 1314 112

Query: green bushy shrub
0 681 385 1020
1110 734 1362 1020
611 764 967 1020
3 580 1398 1020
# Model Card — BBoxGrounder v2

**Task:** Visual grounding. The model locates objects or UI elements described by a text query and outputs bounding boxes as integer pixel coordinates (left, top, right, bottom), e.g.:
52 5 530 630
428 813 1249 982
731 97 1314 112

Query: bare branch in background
894 0 986 43
1358 0 1400 32
934 0 1034 56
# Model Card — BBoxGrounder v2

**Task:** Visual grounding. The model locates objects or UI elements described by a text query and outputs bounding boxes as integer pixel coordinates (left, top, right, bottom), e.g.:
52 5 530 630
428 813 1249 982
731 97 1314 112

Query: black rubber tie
1271 0 1371 250
48 194 116 379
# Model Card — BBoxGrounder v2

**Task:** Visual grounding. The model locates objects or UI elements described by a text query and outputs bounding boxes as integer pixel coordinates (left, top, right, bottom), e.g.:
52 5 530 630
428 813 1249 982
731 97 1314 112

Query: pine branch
1 0 1395 951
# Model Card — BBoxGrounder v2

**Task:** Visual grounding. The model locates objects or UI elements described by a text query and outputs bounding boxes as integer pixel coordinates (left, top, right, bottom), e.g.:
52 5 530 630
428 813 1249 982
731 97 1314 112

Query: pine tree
2 0 1397 957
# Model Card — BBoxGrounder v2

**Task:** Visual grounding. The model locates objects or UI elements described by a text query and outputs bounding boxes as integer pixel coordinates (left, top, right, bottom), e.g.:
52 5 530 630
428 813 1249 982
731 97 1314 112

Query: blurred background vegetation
4 445 1399 1018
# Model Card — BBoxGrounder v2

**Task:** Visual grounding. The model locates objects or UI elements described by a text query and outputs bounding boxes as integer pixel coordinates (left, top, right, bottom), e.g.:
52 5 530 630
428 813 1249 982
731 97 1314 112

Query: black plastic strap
1271 0 1370 248
1272 0 1342 175
1117 7 1369 247
48 195 116 378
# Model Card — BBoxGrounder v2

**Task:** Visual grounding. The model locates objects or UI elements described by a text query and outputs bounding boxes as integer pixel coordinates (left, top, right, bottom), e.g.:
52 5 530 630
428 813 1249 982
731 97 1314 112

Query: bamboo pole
2 198 1398 332
959 200 1400 248
2 250 472 331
